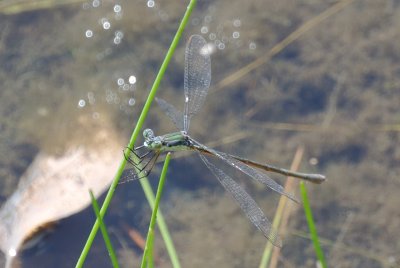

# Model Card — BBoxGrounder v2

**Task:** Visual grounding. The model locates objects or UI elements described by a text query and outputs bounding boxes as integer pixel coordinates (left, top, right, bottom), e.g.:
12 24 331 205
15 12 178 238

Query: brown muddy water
0 0 399 267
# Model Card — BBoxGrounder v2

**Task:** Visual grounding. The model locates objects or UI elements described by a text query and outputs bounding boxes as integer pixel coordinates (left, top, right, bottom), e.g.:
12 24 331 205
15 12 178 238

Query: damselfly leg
121 146 160 183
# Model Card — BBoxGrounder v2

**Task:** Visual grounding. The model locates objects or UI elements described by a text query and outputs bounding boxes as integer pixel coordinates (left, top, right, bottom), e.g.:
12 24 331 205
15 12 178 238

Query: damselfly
123 35 325 247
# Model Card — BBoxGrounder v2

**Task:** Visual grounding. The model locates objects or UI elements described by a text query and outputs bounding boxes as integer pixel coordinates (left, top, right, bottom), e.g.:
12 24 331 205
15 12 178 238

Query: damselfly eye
143 129 154 139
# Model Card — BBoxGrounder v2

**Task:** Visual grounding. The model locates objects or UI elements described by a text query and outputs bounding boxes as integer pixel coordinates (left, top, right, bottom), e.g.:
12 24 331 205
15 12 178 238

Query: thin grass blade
141 153 171 268
89 190 120 268
300 182 327 268
259 146 304 268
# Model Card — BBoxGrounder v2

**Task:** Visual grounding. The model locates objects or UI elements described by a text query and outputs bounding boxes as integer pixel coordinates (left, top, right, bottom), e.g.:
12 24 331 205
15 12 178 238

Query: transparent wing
192 139 298 202
183 35 211 133
199 154 282 247
155 97 184 131
216 150 299 202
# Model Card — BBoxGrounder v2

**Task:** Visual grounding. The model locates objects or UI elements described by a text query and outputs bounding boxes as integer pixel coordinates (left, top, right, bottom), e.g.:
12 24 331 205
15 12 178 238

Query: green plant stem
300 182 327 268
141 153 171 268
139 178 181 267
75 1 196 267
89 190 120 268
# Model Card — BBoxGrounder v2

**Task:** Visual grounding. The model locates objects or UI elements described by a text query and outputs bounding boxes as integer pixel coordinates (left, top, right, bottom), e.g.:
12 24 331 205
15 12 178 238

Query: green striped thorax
143 128 191 152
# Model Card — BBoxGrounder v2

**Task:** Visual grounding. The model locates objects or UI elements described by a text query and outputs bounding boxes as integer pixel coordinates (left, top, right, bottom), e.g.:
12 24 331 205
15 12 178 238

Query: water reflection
0 0 398 267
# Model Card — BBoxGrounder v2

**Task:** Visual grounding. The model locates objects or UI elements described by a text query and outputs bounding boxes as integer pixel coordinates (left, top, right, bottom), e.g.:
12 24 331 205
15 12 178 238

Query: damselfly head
143 129 155 139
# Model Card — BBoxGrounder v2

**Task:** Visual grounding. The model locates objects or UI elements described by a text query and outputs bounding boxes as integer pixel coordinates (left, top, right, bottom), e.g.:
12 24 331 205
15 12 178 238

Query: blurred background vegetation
0 0 398 267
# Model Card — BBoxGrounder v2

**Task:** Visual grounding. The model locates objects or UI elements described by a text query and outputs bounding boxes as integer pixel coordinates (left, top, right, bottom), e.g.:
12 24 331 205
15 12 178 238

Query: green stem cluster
76 1 197 267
